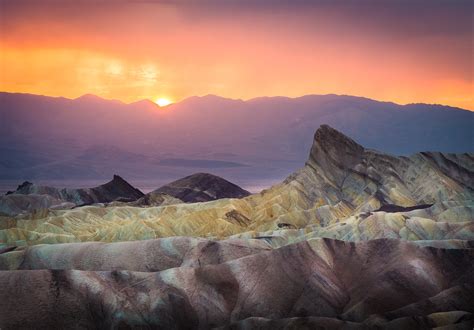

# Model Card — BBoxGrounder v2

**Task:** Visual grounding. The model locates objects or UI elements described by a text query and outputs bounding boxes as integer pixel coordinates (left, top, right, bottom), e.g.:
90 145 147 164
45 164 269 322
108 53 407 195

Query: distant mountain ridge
0 91 472 183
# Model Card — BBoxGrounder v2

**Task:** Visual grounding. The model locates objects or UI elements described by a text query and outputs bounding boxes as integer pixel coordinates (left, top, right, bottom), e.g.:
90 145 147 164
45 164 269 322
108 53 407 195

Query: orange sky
0 1 472 109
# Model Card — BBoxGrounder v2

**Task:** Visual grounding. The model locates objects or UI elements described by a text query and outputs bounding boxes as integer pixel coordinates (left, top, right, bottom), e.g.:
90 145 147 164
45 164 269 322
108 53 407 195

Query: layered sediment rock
10 174 144 205
0 125 472 328
0 175 145 216
0 125 472 245
0 193 76 217
0 238 472 328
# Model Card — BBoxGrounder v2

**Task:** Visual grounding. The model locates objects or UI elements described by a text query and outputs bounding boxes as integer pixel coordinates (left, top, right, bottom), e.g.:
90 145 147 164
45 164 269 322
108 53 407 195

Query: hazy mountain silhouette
0 92 472 184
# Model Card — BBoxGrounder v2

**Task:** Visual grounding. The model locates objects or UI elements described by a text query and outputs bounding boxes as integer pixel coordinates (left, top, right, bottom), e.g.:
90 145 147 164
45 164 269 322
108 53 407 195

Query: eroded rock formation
10 174 144 205
0 238 472 328
0 125 472 328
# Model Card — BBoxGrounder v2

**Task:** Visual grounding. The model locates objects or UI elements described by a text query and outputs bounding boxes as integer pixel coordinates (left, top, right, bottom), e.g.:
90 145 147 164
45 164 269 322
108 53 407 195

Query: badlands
0 125 473 329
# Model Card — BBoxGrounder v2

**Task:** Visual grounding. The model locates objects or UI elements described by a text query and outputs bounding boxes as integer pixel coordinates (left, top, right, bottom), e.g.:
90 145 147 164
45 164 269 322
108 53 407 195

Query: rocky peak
16 181 33 192
153 172 250 203
111 174 128 185
307 125 364 178
313 125 363 153
99 175 144 200
6 181 35 195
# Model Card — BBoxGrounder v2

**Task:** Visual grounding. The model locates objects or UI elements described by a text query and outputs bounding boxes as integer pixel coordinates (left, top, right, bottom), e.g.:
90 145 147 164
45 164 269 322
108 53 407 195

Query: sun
155 98 172 107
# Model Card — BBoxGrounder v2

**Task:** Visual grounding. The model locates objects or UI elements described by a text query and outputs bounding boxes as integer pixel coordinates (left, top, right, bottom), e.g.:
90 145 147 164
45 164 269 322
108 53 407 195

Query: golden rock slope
0 125 472 247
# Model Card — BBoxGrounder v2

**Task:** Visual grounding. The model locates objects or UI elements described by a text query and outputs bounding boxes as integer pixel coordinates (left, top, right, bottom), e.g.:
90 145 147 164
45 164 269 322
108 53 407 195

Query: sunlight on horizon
155 98 172 107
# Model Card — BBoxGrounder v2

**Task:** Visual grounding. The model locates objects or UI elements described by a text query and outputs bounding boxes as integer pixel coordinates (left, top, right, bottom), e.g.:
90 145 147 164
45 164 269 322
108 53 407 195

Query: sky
0 0 473 109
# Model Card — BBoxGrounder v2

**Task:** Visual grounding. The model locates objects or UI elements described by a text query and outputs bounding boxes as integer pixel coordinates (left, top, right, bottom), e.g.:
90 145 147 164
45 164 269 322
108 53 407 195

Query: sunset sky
0 0 472 109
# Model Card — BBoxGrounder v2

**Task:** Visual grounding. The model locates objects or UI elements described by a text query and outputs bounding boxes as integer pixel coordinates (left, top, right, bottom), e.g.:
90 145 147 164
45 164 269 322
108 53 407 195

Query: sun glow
156 98 172 107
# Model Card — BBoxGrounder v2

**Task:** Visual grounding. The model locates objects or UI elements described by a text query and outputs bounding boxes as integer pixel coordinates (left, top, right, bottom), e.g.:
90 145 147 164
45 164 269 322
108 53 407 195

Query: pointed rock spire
306 125 365 187
308 125 364 168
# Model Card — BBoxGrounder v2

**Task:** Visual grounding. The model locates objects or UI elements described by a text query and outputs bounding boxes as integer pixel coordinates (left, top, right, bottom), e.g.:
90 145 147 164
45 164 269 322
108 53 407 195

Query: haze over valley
1 92 472 193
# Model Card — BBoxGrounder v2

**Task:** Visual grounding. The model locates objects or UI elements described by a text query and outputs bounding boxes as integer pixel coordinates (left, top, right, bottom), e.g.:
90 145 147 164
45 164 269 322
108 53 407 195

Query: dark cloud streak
2 0 471 38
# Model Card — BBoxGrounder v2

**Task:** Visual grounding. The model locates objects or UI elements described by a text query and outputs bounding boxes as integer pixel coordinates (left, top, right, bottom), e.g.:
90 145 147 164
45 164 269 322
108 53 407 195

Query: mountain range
1 92 472 187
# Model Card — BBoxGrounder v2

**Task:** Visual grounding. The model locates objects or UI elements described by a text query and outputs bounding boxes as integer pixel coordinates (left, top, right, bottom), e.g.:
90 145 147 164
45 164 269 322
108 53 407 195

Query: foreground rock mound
153 172 251 202
0 238 472 328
